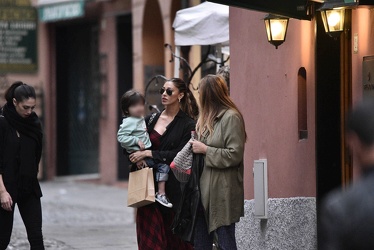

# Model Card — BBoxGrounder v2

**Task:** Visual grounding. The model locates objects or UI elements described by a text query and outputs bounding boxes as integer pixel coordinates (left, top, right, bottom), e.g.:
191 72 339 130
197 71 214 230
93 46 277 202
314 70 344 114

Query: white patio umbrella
172 1 229 77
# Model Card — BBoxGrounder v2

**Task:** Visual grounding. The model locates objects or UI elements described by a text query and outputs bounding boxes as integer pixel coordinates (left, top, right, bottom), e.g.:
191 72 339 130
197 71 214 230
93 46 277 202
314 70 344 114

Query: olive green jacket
200 108 246 233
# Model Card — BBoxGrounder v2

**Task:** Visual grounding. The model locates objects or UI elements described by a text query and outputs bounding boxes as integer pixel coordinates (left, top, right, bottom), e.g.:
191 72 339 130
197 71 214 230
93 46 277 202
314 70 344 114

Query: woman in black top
0 82 44 250
129 78 198 250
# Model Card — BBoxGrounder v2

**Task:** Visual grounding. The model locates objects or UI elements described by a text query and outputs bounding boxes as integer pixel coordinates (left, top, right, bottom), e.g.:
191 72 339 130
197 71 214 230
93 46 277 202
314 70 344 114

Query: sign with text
363 56 374 100
39 1 85 22
0 0 37 73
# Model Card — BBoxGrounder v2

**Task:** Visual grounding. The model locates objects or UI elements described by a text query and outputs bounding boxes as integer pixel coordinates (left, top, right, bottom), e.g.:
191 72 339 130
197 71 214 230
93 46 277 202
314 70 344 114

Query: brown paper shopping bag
127 167 155 208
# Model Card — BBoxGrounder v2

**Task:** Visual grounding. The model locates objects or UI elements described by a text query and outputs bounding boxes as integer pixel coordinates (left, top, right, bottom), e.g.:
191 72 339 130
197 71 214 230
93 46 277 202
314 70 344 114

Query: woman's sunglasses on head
159 88 173 96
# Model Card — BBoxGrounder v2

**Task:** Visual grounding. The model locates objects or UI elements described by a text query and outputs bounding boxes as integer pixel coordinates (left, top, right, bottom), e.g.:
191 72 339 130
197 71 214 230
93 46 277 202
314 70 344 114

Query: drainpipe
181 0 189 9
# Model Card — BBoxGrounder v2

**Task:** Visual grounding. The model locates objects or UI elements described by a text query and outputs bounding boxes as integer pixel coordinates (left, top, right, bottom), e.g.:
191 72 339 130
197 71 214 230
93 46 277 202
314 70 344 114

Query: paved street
7 180 137 250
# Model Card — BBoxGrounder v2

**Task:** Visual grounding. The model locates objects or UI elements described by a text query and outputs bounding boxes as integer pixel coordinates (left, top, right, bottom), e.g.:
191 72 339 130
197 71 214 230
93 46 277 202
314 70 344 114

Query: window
298 67 308 140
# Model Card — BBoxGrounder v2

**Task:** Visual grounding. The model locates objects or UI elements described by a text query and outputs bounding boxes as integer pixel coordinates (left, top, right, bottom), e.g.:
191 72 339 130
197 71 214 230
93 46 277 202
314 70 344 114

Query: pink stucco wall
98 1 131 184
99 15 118 184
351 8 374 179
351 8 374 104
230 7 316 199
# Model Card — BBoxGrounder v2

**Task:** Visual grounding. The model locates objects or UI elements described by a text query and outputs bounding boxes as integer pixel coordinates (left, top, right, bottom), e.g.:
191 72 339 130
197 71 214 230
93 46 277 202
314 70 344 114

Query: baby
117 90 172 208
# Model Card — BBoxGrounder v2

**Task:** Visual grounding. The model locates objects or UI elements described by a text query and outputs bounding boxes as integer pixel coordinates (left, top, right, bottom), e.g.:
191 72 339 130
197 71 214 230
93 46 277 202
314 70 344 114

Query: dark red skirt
136 204 193 250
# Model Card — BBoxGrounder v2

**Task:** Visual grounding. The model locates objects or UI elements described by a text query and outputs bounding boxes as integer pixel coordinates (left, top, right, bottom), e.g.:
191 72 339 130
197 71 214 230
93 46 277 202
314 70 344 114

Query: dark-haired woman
0 82 44 250
129 78 198 249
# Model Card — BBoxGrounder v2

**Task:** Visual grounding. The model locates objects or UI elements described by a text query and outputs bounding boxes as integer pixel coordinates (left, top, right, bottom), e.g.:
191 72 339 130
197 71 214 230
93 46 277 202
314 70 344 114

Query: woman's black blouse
145 110 196 210
0 116 42 200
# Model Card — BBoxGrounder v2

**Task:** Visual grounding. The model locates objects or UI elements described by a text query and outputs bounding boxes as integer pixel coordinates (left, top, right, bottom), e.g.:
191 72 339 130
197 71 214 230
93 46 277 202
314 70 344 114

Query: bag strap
148 113 157 127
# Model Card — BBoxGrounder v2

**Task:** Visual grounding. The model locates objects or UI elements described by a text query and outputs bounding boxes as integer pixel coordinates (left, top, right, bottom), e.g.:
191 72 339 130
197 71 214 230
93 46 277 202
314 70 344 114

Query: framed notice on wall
0 0 38 73
363 56 374 100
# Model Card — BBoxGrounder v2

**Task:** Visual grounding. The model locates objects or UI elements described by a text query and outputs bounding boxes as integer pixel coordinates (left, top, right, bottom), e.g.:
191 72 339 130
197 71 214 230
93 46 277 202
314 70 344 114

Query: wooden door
340 10 353 188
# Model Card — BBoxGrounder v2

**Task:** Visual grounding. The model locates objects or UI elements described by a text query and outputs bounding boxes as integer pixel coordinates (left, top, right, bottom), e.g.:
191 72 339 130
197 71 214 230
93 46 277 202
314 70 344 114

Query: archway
142 0 165 109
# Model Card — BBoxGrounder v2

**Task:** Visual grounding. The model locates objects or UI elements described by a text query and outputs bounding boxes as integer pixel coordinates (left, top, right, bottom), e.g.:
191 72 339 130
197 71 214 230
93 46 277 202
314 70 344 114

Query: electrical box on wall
363 56 374 100
353 33 358 54
253 159 268 219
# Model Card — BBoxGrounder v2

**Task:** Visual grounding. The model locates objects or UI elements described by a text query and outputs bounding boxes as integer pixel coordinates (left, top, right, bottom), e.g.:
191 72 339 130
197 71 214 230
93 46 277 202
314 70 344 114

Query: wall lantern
320 8 346 37
264 14 289 49
318 0 358 38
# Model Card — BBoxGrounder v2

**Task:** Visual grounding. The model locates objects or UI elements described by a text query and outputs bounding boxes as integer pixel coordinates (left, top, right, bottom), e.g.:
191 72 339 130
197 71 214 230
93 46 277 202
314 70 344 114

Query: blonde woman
190 75 246 250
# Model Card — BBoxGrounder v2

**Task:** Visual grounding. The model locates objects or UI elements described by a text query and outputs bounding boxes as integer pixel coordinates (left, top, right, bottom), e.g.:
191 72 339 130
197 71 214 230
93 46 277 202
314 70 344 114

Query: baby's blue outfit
117 116 152 152
117 116 169 182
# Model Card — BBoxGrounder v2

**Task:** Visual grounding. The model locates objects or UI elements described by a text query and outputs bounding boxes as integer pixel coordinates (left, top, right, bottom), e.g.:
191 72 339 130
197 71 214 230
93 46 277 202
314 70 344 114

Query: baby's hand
136 161 145 169
138 140 145 151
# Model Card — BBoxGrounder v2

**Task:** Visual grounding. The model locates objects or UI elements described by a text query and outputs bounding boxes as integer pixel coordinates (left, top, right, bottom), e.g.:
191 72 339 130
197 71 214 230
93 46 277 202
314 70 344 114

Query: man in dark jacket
320 101 374 250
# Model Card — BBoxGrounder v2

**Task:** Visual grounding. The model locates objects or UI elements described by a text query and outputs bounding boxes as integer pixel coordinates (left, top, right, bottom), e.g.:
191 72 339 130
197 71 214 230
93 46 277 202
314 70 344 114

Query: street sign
0 0 38 73
38 0 85 23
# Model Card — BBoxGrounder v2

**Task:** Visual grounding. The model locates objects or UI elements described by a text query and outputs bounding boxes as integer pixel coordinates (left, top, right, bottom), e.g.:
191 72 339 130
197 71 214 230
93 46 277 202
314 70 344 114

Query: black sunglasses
159 88 173 96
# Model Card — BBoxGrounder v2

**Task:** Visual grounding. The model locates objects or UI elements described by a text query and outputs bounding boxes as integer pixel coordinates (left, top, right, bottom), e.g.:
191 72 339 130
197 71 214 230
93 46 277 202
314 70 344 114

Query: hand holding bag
170 131 196 183
127 167 155 208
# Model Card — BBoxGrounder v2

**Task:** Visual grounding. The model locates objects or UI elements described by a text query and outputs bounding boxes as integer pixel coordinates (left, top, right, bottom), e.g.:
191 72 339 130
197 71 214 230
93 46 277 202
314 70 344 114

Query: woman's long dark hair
169 78 199 120
5 81 36 104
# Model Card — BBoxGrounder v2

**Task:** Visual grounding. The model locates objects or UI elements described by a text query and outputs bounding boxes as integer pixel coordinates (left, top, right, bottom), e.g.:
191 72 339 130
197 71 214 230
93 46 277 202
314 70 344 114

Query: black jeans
194 206 237 250
0 192 44 250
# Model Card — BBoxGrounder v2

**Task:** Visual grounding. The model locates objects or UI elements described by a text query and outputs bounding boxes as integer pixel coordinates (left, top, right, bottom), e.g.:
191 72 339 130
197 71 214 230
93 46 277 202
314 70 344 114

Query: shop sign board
0 0 38 73
39 0 85 22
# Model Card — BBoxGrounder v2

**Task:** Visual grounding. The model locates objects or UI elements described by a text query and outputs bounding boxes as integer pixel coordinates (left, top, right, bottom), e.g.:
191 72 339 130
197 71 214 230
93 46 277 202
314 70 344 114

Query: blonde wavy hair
196 74 246 139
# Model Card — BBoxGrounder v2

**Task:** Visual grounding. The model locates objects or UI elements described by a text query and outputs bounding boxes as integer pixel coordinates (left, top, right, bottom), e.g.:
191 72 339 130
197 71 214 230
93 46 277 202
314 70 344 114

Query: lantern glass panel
321 11 329 33
270 19 288 41
322 9 345 33
265 19 271 41
327 9 344 32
